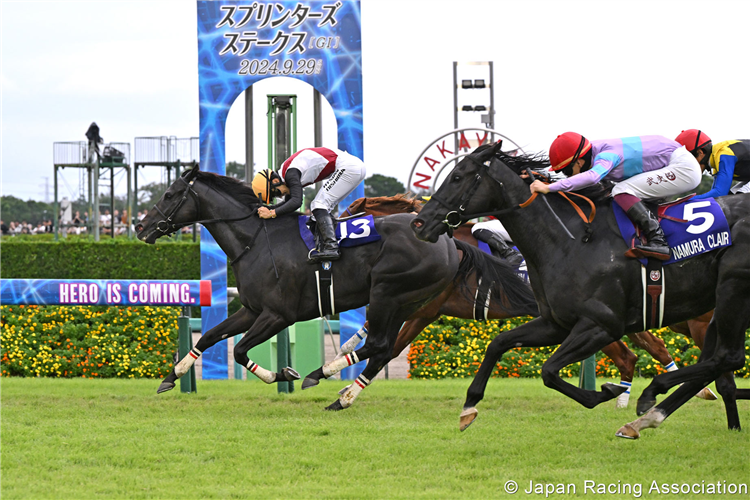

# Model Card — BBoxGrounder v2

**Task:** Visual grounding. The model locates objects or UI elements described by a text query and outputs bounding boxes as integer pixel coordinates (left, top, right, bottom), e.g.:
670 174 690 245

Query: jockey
674 130 750 199
530 133 702 260
251 147 366 262
471 218 524 267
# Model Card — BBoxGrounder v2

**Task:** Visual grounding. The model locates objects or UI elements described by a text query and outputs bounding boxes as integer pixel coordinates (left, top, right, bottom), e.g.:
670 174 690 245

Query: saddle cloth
612 197 732 265
297 214 381 252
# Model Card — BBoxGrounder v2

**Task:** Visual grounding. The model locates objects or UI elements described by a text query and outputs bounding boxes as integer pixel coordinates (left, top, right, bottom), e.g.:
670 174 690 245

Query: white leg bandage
664 361 677 372
615 380 632 409
336 327 367 358
175 348 202 377
323 352 359 378
340 374 370 408
247 360 277 384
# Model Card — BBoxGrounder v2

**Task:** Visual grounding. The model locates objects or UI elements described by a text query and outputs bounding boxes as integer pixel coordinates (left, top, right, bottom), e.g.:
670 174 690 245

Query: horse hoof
338 384 352 396
325 400 345 411
601 382 627 398
636 398 656 416
615 424 640 440
695 387 718 400
459 407 478 432
301 377 319 390
157 382 175 394
282 367 300 382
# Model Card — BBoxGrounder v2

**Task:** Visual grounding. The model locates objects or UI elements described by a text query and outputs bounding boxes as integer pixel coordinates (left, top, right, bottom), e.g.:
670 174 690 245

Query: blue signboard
197 1 364 379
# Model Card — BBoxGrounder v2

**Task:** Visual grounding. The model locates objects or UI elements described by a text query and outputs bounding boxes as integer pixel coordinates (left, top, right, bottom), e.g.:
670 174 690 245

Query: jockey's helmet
674 129 712 155
251 169 283 203
549 132 592 172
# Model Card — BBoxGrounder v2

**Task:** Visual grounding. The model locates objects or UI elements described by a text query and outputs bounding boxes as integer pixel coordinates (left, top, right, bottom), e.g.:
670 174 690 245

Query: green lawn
2 377 749 499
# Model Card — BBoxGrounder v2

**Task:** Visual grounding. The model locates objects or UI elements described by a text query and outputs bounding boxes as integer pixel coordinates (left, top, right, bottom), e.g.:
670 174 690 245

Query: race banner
1 279 212 307
197 1 364 379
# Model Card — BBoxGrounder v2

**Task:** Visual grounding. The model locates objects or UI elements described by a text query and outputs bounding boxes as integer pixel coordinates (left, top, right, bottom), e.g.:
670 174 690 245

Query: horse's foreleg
539 318 627 410
461 317 568 431
601 340 637 408
157 307 257 394
232 311 300 384
391 316 439 358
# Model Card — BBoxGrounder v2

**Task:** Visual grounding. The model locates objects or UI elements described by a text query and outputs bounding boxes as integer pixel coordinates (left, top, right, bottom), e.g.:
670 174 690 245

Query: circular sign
408 128 524 193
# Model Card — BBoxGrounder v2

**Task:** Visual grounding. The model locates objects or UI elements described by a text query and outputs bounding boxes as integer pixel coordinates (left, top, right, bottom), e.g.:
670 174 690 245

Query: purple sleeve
547 170 602 192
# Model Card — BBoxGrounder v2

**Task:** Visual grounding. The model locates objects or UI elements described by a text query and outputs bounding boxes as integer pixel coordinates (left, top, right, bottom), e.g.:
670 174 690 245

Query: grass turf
2 377 749 499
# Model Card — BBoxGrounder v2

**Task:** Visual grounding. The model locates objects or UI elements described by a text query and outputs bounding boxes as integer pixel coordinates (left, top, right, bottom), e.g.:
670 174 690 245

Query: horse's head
136 165 201 244
412 142 509 242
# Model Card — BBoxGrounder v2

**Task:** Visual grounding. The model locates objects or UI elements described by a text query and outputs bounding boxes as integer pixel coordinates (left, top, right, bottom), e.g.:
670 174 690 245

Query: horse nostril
412 219 424 229
135 224 143 232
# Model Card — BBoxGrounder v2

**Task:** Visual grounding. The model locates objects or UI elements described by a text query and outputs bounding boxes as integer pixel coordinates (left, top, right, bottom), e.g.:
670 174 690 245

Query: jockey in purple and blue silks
530 133 702 261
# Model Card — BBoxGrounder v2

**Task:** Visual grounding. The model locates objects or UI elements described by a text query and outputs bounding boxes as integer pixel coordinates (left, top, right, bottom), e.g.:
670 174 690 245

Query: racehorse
135 166 460 410
348 194 716 405
411 142 750 438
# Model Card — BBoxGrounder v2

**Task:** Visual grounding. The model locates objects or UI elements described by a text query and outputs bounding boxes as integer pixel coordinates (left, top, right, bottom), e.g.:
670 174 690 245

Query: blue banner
197 1 363 379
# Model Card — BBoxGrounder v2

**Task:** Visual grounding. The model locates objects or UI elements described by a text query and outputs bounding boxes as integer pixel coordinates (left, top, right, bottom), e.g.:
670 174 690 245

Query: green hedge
1 240 204 281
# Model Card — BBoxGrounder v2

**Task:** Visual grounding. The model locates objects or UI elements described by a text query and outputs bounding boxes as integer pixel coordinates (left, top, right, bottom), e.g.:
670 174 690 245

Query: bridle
151 174 258 235
428 154 525 229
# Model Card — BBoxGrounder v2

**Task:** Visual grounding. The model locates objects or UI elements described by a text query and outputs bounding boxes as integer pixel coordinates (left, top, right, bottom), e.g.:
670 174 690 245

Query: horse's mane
195 171 262 207
453 239 539 317
475 145 613 204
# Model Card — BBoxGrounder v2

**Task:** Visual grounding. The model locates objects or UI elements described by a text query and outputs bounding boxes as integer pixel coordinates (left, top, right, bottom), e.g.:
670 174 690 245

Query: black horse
136 166 459 410
411 142 750 438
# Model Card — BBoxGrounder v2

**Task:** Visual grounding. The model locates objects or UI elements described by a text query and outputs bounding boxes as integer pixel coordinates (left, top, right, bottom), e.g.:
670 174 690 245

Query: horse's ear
183 164 200 181
475 140 503 162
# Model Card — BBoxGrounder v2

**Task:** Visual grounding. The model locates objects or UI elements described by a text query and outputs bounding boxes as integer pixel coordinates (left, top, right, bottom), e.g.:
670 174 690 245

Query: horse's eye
452 175 461 182
165 192 173 200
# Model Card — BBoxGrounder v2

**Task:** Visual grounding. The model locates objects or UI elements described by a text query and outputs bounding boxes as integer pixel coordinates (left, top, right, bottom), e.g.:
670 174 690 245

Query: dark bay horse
412 142 750 438
348 194 717 406
136 167 460 410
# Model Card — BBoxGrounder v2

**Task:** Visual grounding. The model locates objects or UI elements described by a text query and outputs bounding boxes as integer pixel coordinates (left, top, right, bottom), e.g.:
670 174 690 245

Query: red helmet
674 129 712 154
549 132 592 171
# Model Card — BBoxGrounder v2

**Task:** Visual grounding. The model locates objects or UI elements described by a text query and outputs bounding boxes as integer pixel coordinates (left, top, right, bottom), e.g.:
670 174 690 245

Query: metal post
276 328 293 393
579 355 596 391
133 165 138 226
245 86 254 182
453 61 459 157
110 165 115 239
126 165 132 239
53 165 59 241
93 155 100 241
178 306 197 393
313 89 322 147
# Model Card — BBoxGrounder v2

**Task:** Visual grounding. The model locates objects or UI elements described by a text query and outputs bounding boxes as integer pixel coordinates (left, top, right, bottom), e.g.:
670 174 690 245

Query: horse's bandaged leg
615 380 632 409
323 352 359 378
247 360 277 384
340 374 370 408
336 327 367 358
175 348 201 377
664 361 677 372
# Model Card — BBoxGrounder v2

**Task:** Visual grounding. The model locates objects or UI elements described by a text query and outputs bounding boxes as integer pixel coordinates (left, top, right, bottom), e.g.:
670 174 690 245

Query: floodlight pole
93 153 100 241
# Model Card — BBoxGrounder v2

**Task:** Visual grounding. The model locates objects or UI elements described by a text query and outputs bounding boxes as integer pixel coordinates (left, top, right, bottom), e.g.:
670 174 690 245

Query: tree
1 196 53 225
226 161 246 180
136 182 168 212
364 174 406 197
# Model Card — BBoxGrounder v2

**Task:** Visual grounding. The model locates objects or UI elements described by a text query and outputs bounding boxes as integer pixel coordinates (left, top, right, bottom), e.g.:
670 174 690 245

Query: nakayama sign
408 128 523 193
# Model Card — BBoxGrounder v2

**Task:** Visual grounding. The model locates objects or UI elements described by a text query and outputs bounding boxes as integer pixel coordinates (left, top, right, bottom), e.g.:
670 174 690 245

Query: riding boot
626 202 671 261
310 209 341 262
474 229 524 267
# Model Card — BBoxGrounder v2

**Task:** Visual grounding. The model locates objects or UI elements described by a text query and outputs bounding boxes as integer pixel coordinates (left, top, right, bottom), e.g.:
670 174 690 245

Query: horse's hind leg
461 317 568 431
600 340 637 408
157 306 257 394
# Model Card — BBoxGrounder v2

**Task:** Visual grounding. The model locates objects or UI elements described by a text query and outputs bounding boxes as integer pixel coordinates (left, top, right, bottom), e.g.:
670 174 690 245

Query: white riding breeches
471 219 512 243
310 150 366 212
611 146 702 200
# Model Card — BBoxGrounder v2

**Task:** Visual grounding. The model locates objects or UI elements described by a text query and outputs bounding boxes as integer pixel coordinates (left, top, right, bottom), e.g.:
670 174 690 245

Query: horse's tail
453 239 539 318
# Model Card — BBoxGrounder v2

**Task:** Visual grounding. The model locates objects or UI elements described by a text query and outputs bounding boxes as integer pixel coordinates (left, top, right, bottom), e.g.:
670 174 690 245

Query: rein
430 155 597 241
